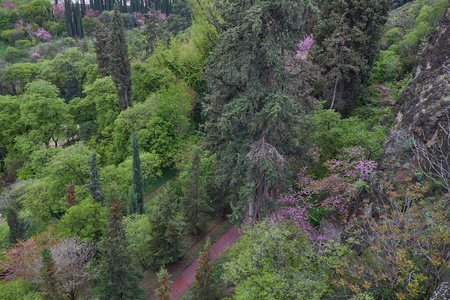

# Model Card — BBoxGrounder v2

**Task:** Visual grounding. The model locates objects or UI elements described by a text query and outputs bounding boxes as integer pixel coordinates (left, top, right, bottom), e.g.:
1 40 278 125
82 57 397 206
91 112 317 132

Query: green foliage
131 134 144 214
131 63 172 103
5 206 27 244
309 108 389 161
95 200 144 299
4 46 27 62
123 213 153 269
0 29 21 43
0 278 42 300
203 0 314 222
40 247 64 300
148 187 183 270
370 50 400 83
180 151 211 234
88 152 104 204
18 0 52 26
0 62 41 96
0 96 22 153
100 151 162 196
155 267 172 300
313 0 390 116
58 197 107 242
224 220 346 299
109 3 132 110
64 63 81 103
192 240 219 300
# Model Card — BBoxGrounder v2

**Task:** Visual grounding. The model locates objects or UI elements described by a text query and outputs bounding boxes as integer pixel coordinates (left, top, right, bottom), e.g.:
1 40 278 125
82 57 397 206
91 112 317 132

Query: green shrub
15 39 33 49
0 29 23 43
0 278 42 300
382 27 402 47
4 46 27 62
42 20 65 37
370 50 400 83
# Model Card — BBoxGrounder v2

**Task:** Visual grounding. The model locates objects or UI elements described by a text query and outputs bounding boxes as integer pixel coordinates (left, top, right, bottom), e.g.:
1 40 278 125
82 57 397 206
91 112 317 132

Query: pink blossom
53 2 65 19
1 1 18 9
276 147 377 241
32 52 41 59
297 35 313 59
35 28 52 41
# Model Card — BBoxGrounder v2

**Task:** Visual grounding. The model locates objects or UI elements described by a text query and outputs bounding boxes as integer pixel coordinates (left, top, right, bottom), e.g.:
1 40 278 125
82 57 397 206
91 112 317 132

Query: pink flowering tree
297 35 313 59
276 147 377 240
15 19 52 41
1 1 18 9
53 1 65 20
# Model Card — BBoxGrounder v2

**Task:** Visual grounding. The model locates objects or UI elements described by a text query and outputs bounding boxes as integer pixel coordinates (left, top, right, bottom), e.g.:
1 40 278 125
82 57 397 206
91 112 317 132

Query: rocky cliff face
379 7 450 186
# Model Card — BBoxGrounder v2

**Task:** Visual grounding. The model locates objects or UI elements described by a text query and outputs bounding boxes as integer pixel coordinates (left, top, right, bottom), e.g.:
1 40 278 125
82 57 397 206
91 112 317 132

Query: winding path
169 226 241 299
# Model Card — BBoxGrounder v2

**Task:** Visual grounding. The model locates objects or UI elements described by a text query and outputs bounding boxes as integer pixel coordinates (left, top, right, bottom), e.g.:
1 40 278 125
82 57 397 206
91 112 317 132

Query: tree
131 134 144 214
6 206 27 244
223 220 343 299
312 0 390 116
127 184 139 215
88 152 104 204
19 80 72 150
180 151 211 234
192 240 218 300
62 184 79 209
203 0 314 222
58 198 107 243
148 187 183 270
94 23 112 77
65 64 81 104
109 2 132 110
155 267 172 300
95 199 144 299
40 247 63 300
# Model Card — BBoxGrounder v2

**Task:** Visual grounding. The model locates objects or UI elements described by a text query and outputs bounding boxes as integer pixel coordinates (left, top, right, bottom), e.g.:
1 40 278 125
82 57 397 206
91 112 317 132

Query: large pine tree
203 0 314 222
109 2 132 110
313 0 390 116
181 151 211 234
192 240 219 300
96 199 144 299
40 248 63 300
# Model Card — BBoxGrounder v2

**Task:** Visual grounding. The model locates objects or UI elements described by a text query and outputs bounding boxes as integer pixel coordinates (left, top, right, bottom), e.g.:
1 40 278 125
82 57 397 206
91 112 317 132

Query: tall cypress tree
94 22 111 77
96 199 144 299
155 268 172 300
109 2 132 110
203 0 314 223
131 134 144 214
6 206 27 244
73 2 84 38
312 0 390 116
65 63 81 103
88 152 104 204
64 0 74 37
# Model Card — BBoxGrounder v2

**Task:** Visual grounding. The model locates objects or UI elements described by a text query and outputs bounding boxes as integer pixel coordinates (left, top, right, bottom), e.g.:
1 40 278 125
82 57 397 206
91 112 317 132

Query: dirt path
169 226 241 299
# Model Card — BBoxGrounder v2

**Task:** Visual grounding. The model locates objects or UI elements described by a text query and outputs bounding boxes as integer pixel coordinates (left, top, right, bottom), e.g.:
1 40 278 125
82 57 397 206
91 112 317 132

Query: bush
15 39 32 49
382 27 402 47
4 46 27 62
123 214 153 269
370 50 400 83
0 278 42 300
0 29 23 43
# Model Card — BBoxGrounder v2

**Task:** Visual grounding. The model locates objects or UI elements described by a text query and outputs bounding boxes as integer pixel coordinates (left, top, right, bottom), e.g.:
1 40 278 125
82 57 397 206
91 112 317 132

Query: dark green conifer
313 0 390 116
64 64 81 103
148 188 183 269
109 2 132 110
6 206 27 244
203 0 314 222
64 0 75 37
40 248 63 300
181 151 211 234
73 2 84 38
88 152 104 204
192 240 219 300
127 184 139 215
94 22 111 77
131 134 144 214
96 199 144 299
155 268 172 300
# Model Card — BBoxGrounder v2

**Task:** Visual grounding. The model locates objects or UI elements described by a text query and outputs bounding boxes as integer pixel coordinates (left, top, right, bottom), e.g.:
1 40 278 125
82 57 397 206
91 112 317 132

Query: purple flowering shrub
297 35 313 59
15 19 53 42
276 147 377 240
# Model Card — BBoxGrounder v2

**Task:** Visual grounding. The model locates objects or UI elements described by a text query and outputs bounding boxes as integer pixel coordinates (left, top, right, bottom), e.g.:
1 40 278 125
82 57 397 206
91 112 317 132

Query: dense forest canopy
0 0 449 298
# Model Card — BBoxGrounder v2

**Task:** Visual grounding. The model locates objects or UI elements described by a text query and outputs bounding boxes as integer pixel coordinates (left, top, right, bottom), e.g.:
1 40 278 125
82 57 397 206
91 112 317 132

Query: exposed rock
379 7 450 184
391 0 412 9
431 282 450 300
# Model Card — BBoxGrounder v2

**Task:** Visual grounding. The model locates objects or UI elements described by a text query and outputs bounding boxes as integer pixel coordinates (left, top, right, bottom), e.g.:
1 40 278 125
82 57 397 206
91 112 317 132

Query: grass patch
143 164 177 195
